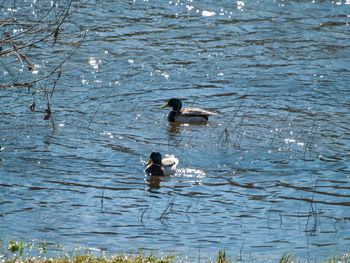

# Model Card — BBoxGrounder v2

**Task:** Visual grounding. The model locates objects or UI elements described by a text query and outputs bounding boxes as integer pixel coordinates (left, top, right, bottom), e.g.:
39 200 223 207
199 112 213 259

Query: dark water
1 0 350 261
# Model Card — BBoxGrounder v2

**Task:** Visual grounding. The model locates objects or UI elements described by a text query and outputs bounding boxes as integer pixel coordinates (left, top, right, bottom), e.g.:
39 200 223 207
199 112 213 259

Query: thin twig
305 178 319 234
87 85 116 129
100 189 105 213
0 31 86 89
303 116 318 160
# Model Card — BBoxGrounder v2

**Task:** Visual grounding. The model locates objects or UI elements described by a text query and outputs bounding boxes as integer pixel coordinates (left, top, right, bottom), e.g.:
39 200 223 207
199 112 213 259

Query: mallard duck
162 98 215 123
0 146 3 161
145 151 179 176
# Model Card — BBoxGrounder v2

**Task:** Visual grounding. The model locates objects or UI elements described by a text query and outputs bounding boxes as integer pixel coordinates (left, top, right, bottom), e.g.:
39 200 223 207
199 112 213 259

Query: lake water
1 0 350 261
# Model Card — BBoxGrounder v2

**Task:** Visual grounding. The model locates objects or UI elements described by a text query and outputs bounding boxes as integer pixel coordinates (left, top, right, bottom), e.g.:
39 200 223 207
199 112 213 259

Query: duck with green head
145 151 179 176
162 98 215 123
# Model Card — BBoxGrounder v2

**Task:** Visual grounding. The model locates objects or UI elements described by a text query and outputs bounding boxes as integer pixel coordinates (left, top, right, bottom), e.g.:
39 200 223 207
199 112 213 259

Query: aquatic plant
279 252 295 263
7 241 25 256
2 243 174 263
326 253 350 263
215 250 227 263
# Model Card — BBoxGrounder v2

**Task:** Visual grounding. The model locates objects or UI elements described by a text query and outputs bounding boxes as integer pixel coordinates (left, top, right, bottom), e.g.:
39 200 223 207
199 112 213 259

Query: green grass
0 251 175 263
1 241 174 263
326 253 350 263
3 254 174 263
1 240 350 263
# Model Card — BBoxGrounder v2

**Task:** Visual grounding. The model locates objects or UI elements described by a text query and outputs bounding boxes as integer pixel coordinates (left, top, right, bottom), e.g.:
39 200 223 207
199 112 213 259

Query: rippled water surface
1 0 350 261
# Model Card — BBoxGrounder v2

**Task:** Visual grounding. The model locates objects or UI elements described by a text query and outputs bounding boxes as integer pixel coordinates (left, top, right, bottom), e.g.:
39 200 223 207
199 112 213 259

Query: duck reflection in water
145 175 164 190
166 121 210 147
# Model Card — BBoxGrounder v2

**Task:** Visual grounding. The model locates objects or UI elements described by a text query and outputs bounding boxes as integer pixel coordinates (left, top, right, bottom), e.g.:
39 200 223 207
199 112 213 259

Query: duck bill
145 158 153 166
161 103 169 108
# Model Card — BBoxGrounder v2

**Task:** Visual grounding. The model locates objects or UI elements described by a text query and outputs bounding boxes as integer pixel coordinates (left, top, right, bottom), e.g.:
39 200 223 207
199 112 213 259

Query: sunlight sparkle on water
284 138 296 144
177 168 206 178
31 64 40 75
237 1 245 10
12 28 23 34
177 168 206 185
89 57 99 70
202 10 215 17
186 5 194 11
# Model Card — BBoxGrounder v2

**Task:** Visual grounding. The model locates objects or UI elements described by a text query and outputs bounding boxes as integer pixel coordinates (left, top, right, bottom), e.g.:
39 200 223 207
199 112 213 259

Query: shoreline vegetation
0 240 349 263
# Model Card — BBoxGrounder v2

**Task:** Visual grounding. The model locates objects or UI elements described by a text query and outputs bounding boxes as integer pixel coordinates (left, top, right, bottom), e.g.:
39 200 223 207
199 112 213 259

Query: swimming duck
162 98 215 123
145 151 179 176
0 146 3 161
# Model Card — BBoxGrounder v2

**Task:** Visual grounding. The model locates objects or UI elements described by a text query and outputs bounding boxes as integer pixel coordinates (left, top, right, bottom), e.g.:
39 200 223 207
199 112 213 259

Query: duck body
145 151 179 176
0 146 4 161
162 98 215 123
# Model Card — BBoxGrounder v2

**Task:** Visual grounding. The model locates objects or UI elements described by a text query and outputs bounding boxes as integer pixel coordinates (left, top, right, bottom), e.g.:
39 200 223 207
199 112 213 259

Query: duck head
145 151 162 166
162 98 182 112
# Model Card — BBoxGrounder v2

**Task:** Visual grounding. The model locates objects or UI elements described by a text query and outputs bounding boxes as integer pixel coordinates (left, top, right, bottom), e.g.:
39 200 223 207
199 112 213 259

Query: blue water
1 0 350 261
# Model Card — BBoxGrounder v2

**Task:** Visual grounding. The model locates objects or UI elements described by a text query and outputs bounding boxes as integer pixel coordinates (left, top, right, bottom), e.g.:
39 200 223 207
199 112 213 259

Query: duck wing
162 154 179 167
161 155 179 175
181 107 215 117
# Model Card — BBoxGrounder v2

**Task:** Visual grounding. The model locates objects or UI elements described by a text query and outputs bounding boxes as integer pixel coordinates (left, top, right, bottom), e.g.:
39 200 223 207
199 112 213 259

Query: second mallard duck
161 98 215 123
145 151 179 176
